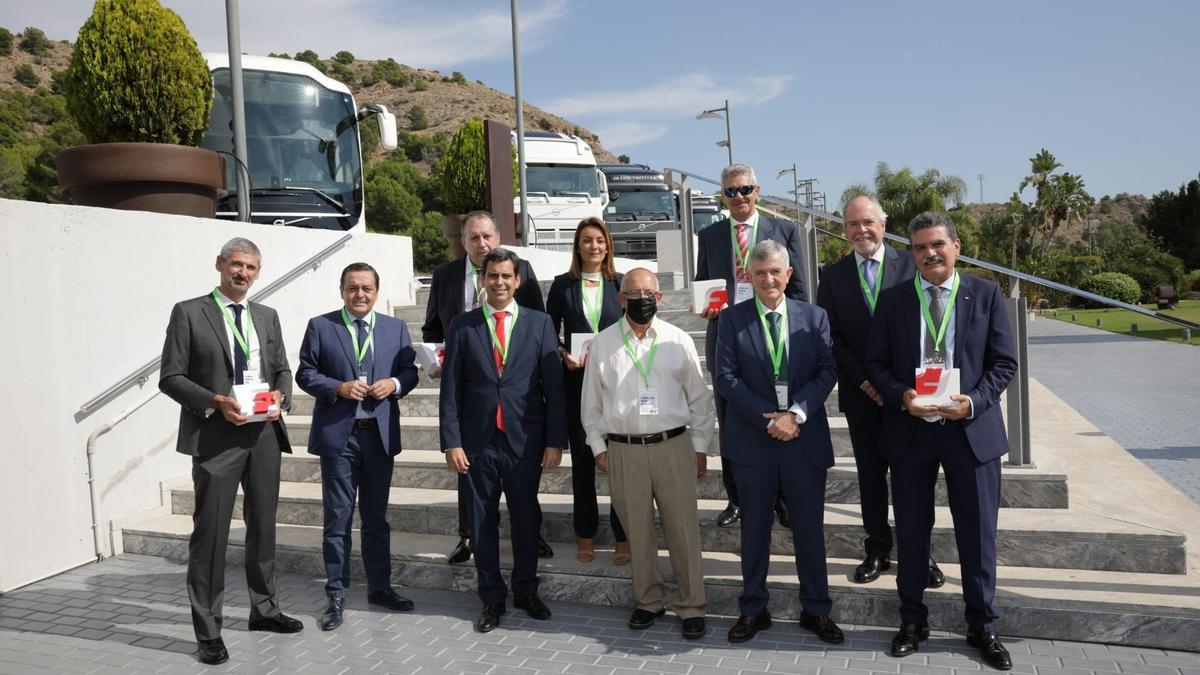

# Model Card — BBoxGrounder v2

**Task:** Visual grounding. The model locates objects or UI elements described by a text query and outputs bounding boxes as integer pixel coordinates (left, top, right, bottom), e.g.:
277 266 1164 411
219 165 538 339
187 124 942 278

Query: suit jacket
816 245 915 414
864 273 1018 464
695 215 806 369
421 256 544 343
714 298 837 470
295 309 419 457
439 306 567 459
159 294 293 457
546 271 624 351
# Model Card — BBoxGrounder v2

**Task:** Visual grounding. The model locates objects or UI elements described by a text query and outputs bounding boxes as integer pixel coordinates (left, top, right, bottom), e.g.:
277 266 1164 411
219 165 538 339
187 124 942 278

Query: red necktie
736 222 750 282
493 310 507 431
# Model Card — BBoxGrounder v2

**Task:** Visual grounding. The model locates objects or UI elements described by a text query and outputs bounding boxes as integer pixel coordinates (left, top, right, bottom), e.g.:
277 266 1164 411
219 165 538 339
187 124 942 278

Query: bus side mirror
376 107 398 150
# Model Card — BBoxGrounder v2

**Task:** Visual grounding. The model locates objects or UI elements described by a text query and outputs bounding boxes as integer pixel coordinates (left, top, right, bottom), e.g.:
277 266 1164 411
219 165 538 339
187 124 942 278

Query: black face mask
625 297 657 324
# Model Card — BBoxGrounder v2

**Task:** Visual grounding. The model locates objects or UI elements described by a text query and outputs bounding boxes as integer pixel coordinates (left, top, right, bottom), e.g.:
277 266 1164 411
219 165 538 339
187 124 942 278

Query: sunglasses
722 185 757 198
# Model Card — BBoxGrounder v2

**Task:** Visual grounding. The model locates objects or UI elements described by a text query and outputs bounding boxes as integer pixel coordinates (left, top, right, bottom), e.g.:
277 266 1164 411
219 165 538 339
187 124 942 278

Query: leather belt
354 418 377 429
606 426 686 446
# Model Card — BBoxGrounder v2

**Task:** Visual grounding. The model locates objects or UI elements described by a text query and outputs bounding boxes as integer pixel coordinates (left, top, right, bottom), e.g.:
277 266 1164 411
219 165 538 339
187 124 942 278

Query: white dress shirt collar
853 244 886 268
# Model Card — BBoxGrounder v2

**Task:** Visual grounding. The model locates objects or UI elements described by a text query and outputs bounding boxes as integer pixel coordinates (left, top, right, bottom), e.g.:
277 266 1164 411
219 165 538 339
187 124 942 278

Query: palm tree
1040 172 1092 254
839 162 968 232
1018 149 1062 206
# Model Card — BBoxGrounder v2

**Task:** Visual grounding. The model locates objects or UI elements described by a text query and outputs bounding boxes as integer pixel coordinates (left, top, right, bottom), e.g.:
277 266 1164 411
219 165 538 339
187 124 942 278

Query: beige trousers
608 433 706 618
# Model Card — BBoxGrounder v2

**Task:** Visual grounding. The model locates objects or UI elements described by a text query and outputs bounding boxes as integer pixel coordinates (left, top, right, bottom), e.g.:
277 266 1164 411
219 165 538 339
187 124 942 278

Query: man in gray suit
159 237 304 666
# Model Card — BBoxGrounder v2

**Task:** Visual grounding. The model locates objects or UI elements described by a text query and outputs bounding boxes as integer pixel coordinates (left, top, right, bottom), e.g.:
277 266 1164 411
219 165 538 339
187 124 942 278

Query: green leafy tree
840 162 967 234
267 52 291 59
1080 272 1141 306
19 27 53 56
13 64 38 88
294 49 326 74
0 28 14 56
617 154 630 164
63 0 212 145
328 60 354 85
0 147 26 197
1142 176 1200 270
1019 150 1092 255
26 118 86 202
407 104 428 131
410 211 452 270
1094 221 1184 300
333 50 355 65
451 71 466 84
439 118 517 214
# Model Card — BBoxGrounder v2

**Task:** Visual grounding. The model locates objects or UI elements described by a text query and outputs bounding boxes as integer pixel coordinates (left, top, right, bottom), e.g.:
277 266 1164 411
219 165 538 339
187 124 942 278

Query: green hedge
1080 272 1140 307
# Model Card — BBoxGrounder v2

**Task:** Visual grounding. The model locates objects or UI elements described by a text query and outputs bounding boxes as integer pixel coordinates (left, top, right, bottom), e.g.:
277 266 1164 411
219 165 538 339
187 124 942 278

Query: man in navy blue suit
296 263 420 631
714 240 843 645
440 248 567 633
816 196 944 589
865 212 1017 670
695 163 805 528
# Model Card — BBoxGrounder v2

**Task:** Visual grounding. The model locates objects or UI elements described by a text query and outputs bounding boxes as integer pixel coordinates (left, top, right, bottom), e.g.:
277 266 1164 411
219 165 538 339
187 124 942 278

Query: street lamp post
696 99 733 165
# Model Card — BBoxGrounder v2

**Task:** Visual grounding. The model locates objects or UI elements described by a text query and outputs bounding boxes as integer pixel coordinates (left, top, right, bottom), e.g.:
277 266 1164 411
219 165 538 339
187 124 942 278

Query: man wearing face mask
581 268 716 640
695 164 805 528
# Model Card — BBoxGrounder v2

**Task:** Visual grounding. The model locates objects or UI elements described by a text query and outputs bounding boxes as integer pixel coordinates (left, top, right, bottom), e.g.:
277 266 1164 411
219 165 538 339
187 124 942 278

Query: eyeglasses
621 290 658 299
722 185 756 199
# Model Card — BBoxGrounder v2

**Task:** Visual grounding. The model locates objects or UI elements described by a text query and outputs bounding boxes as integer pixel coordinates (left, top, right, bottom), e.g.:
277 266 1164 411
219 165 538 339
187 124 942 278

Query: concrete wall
0 199 414 592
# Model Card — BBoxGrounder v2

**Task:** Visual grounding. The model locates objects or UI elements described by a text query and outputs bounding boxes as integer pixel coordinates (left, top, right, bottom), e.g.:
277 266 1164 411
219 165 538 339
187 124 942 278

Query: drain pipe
85 390 163 560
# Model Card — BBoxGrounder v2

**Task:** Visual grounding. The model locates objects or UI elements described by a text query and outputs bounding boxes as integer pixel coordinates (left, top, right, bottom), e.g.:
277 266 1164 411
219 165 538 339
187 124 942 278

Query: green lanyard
620 323 659 387
340 308 376 367
729 218 758 275
580 278 604 332
211 290 254 361
484 306 518 367
856 255 885 312
469 261 484 307
915 273 959 358
754 297 786 379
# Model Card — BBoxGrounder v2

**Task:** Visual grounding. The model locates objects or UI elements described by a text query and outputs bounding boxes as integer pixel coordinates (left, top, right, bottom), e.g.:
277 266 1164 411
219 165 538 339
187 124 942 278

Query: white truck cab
515 131 609 251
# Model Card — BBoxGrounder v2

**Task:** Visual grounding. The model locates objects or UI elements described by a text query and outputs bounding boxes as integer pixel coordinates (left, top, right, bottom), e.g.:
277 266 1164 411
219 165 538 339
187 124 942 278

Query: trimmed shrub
14 63 38 88
1080 272 1140 307
333 50 355 65
451 71 466 84
63 0 211 145
439 118 515 214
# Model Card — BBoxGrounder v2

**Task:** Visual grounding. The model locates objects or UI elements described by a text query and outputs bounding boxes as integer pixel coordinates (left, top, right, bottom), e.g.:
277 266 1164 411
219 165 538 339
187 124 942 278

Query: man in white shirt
581 268 715 640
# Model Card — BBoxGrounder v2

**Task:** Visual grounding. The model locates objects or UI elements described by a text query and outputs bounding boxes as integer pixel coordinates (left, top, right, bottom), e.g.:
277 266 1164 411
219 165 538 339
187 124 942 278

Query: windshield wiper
636 212 672 221
248 186 349 215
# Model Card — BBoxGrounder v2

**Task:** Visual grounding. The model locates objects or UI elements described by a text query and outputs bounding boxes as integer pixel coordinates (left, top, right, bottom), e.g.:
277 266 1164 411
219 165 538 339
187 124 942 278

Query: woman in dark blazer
546 217 629 565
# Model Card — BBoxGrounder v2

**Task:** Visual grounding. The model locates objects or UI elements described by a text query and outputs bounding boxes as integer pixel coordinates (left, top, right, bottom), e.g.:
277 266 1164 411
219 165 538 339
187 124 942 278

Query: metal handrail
667 167 1200 331
77 232 354 416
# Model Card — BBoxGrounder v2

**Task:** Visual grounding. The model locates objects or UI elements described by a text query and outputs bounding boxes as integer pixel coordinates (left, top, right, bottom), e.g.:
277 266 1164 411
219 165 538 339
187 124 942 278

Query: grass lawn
1042 299 1200 346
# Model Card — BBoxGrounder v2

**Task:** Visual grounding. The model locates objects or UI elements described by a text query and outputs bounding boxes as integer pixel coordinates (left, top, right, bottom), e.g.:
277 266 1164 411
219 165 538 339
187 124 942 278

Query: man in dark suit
865 212 1017 670
715 240 843 645
439 247 567 633
421 210 548 563
816 196 944 588
296 262 421 631
696 163 805 527
159 237 303 666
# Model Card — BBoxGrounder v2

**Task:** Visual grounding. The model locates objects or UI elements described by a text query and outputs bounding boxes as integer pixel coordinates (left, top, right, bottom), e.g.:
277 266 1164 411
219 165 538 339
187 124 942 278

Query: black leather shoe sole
197 639 228 665
628 608 666 630
447 540 472 564
247 615 304 633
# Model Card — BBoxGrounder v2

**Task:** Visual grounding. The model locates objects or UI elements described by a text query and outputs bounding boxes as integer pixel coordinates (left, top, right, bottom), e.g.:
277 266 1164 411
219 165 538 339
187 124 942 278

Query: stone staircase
122 281 1200 650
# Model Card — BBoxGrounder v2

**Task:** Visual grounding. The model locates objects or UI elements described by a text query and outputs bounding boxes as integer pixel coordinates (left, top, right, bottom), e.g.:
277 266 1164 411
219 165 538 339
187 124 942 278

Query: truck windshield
608 190 676 220
692 211 725 232
525 165 600 198
203 68 363 229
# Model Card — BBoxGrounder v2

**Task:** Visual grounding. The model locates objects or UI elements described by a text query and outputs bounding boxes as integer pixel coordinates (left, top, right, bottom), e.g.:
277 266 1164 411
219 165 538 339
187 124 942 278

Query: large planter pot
56 143 225 218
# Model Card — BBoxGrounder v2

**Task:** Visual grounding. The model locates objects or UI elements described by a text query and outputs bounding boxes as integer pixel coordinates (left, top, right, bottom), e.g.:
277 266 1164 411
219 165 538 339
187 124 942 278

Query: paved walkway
1027 317 1200 503
2 554 1199 674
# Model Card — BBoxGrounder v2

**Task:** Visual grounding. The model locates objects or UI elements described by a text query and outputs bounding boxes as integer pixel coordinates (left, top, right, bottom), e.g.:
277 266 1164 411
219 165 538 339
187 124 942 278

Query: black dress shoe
248 613 304 633
447 537 472 564
628 607 666 630
777 506 791 529
716 504 741 527
196 637 228 665
967 629 1013 670
727 610 771 643
514 594 552 620
799 610 844 644
890 622 930 657
318 596 345 631
681 616 706 639
927 560 946 589
853 556 891 584
368 588 415 612
475 603 506 633
537 536 554 559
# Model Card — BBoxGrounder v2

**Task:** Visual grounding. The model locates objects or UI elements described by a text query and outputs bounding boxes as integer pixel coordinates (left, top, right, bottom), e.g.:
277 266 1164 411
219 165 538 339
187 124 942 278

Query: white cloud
592 121 669 150
0 0 568 70
543 73 792 118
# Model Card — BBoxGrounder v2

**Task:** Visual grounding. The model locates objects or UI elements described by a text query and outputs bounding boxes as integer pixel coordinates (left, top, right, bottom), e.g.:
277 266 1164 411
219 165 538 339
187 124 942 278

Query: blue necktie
231 304 246 385
355 319 374 419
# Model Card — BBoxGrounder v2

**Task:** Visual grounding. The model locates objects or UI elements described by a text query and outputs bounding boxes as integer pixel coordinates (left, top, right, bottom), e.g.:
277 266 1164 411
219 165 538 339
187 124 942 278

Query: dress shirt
757 296 807 425
852 245 887 274
580 316 715 456
212 288 264 385
731 210 761 271
483 299 518 347
915 270 973 420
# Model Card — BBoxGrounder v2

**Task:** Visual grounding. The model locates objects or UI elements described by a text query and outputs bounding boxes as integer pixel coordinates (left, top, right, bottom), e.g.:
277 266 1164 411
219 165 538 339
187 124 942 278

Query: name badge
639 387 659 416
775 384 789 411
357 361 369 384
242 368 262 386
735 282 754 305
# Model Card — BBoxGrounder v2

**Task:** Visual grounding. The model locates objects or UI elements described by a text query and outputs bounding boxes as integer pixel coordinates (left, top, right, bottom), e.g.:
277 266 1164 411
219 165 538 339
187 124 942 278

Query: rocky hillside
962 193 1151 244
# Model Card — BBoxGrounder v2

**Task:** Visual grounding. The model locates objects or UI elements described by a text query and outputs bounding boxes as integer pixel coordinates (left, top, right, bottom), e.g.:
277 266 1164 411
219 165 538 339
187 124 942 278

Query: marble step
288 388 843 419
122 515 1200 651
168 483 1178 574
281 415 856 458
275 451 1068 509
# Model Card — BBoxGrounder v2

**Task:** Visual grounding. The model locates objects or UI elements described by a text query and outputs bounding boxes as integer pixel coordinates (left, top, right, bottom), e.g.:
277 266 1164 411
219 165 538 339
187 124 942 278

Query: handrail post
679 173 695 289
1005 296 1033 466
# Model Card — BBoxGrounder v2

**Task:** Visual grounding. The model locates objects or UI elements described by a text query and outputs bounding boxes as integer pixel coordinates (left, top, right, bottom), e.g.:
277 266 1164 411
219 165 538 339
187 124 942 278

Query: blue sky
8 0 1199 209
